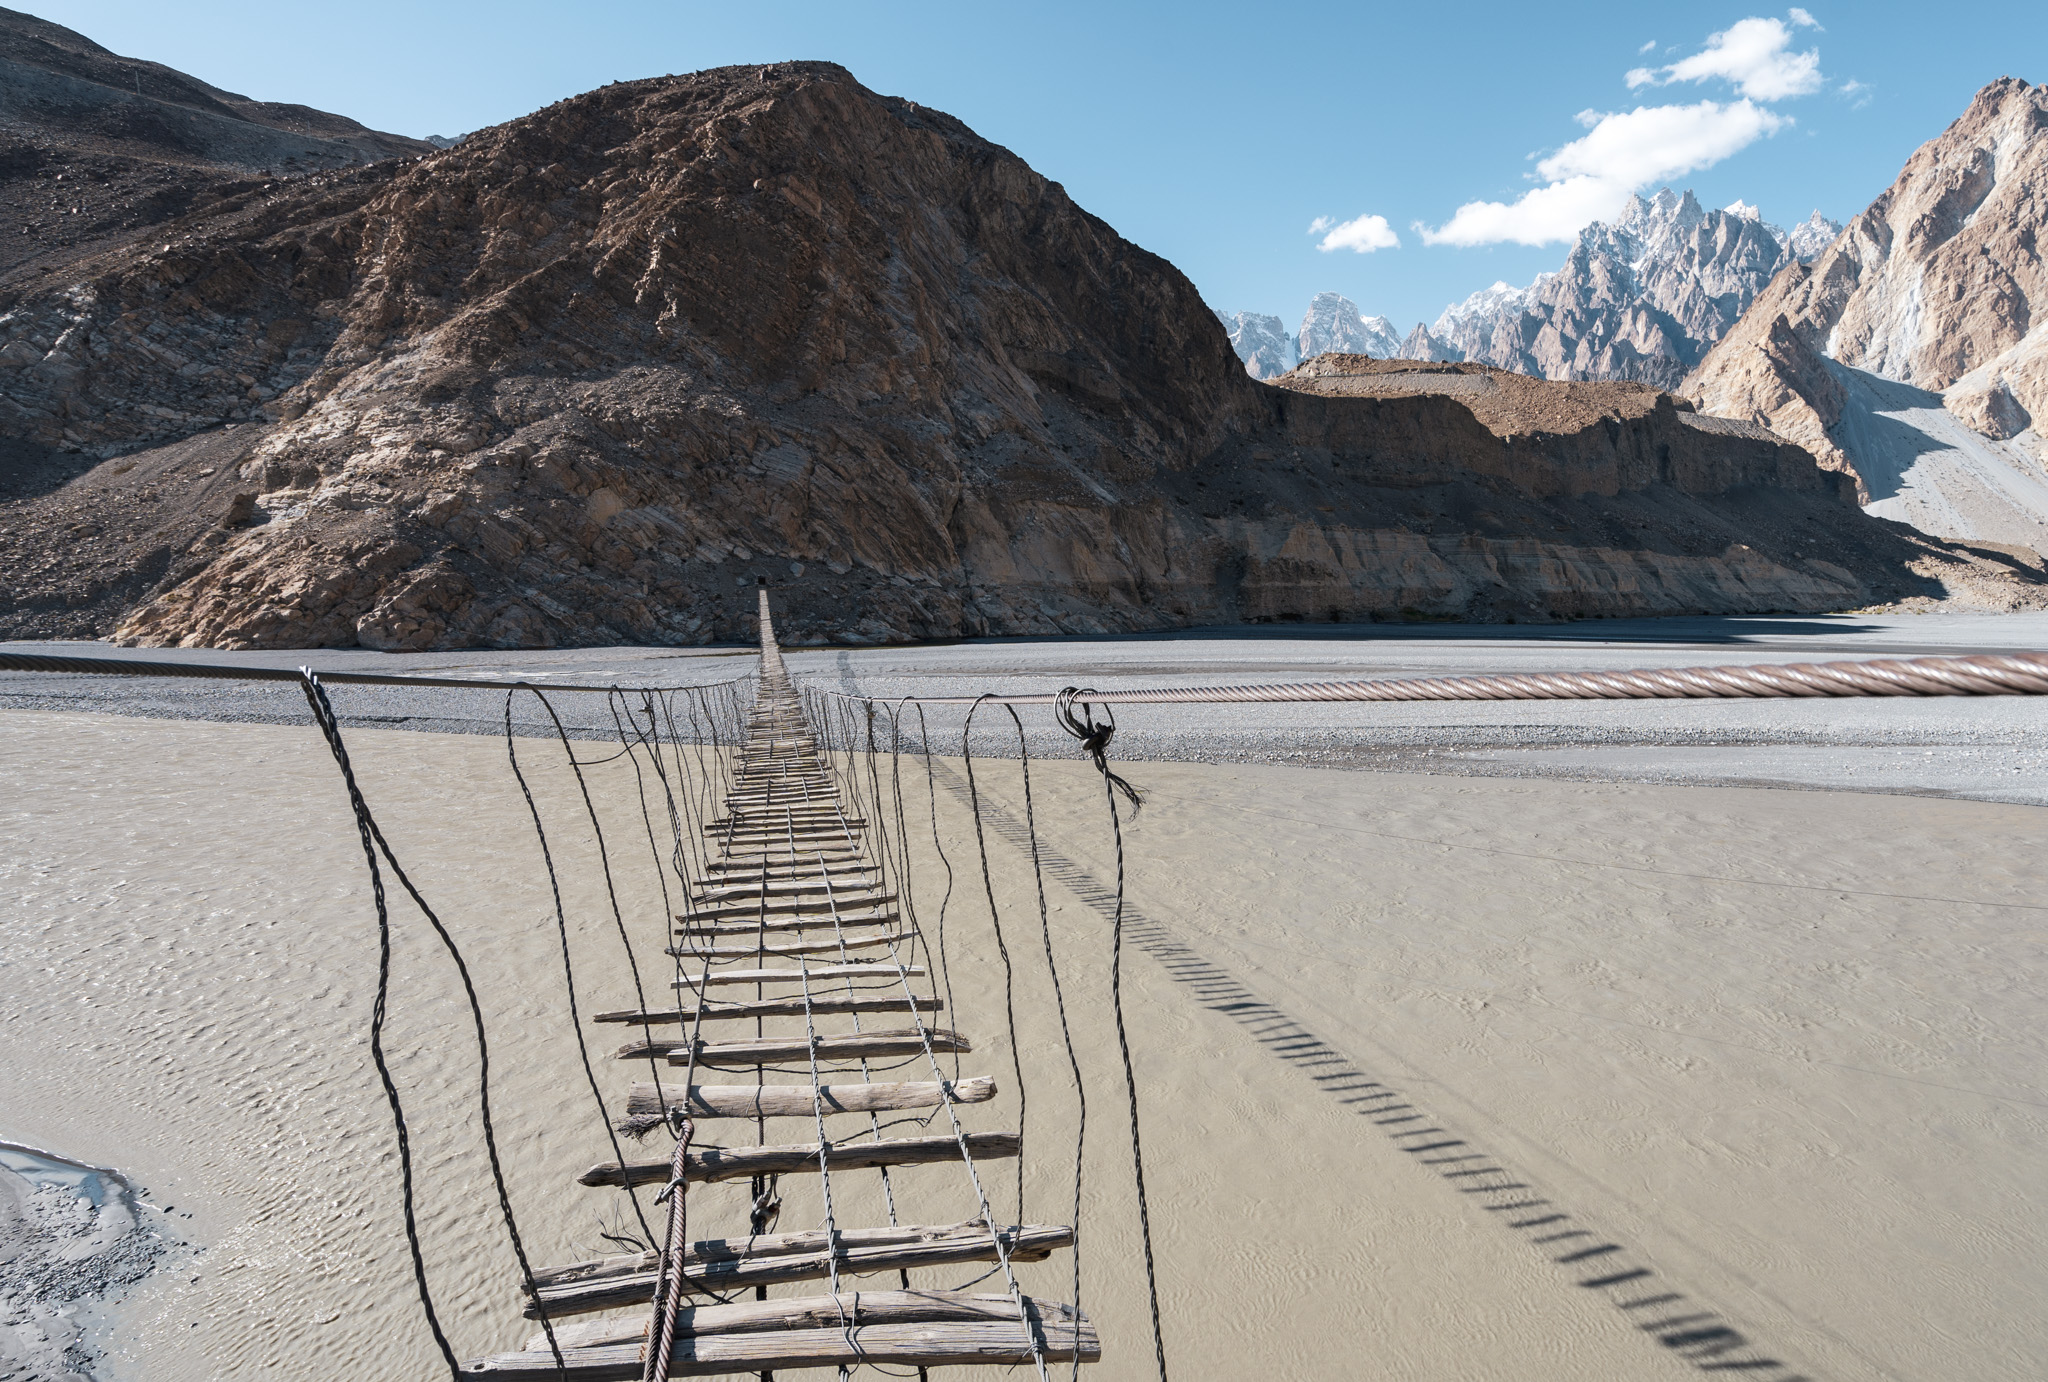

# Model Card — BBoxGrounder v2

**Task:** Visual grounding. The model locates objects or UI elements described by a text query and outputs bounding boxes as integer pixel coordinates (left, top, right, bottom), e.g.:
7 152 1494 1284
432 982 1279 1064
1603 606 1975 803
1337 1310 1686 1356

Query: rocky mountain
1215 309 1296 378
1220 194 1841 386
1432 189 1842 389
1298 291 1401 361
1217 295 1413 378
0 5 432 281
1686 77 2048 553
3 60 2038 648
1398 321 1462 363
1782 208 1841 262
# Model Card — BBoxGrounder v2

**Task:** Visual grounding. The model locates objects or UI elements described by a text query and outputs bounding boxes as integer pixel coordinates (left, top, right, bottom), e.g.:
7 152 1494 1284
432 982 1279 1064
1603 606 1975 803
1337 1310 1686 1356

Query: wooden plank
716 798 839 810
704 860 874 877
667 930 907 960
475 1316 1097 1374
693 878 887 900
519 1289 1068 1352
675 908 900 935
706 815 864 830
592 995 940 1025
614 1027 970 1063
577 1130 1018 1188
710 846 863 862
671 963 922 990
707 809 855 822
677 892 897 921
525 1219 1069 1316
701 829 865 846
624 1076 994 1119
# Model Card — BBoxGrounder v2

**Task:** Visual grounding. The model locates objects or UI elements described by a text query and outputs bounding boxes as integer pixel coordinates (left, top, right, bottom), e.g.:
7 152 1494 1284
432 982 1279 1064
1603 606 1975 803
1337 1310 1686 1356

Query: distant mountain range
1219 189 1843 389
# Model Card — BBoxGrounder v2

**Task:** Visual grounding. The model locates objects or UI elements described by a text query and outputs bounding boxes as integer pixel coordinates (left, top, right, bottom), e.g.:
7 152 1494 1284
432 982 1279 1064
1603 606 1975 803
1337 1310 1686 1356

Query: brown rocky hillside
3 60 2041 648
1685 78 2048 553
0 6 432 282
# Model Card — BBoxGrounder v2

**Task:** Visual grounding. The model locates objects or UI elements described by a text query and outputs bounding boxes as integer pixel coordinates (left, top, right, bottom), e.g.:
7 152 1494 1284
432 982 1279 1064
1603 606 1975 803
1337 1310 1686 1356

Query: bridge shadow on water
923 758 1817 1380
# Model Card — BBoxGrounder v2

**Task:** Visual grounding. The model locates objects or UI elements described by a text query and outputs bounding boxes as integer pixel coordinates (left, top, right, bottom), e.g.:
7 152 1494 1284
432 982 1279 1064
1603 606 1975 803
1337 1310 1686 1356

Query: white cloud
1840 77 1873 108
1537 99 1787 183
1638 38 1657 54
1627 16 1824 101
1314 212 1400 253
1420 100 1789 246
1788 7 1821 28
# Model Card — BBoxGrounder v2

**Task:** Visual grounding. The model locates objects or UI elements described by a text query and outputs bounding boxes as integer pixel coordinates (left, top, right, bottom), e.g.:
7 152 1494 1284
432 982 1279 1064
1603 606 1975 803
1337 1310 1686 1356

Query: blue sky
31 2 2046 330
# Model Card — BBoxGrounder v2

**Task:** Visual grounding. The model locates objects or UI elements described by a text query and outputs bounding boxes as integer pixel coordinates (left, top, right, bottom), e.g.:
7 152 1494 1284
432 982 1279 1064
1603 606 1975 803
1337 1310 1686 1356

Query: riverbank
2 707 2042 1379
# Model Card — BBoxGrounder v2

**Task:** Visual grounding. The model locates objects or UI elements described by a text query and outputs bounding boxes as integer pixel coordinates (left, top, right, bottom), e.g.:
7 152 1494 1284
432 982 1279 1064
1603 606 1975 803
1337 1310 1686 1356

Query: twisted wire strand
298 672 564 1378
1004 705 1090 1382
502 692 658 1245
864 650 2048 705
1055 689 1168 1382
961 694 1033 1224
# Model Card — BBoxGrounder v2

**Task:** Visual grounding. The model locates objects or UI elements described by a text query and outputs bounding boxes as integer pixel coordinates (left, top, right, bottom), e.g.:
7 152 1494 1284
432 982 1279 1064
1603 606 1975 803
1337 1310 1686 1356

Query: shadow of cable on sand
925 758 1814 1380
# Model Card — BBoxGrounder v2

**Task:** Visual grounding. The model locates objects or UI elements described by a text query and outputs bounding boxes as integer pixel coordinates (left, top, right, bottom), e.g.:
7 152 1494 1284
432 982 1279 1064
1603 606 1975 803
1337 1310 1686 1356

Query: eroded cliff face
3 63 2038 649
1686 78 2048 526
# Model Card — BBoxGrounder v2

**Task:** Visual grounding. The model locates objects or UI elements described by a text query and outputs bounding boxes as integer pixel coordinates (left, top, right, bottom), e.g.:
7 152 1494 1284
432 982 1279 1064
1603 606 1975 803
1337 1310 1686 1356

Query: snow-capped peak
1214 308 1298 379
1433 277 1550 334
1784 209 1843 262
1299 292 1403 361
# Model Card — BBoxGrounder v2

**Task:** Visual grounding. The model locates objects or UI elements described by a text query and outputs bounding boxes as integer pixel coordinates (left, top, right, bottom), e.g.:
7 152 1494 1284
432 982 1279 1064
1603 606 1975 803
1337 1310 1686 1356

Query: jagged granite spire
1429 187 1842 389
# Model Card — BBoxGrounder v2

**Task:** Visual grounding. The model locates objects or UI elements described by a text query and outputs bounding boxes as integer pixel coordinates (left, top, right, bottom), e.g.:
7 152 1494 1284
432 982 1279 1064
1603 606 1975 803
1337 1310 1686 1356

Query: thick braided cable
842 650 2048 705
1055 689 1168 1382
297 673 464 1379
502 692 657 1244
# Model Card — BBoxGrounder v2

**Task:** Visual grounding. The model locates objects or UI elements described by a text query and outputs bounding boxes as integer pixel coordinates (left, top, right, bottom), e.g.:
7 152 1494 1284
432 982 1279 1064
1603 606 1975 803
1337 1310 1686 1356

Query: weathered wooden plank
525 1219 1069 1317
477 1315 1097 1374
519 1289 1066 1352
677 892 898 921
718 780 834 791
667 930 907 961
701 830 865 848
693 878 886 900
709 846 863 863
577 1130 1018 1189
717 798 839 810
675 908 900 936
704 860 874 878
706 807 852 821
670 963 922 990
532 1224 1020 1286
623 1076 994 1119
614 1026 970 1063
592 995 940 1026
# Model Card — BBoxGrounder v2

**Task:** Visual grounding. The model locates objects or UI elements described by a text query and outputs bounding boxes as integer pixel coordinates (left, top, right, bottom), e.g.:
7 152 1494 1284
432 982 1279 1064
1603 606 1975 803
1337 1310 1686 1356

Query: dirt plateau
3 62 2043 649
